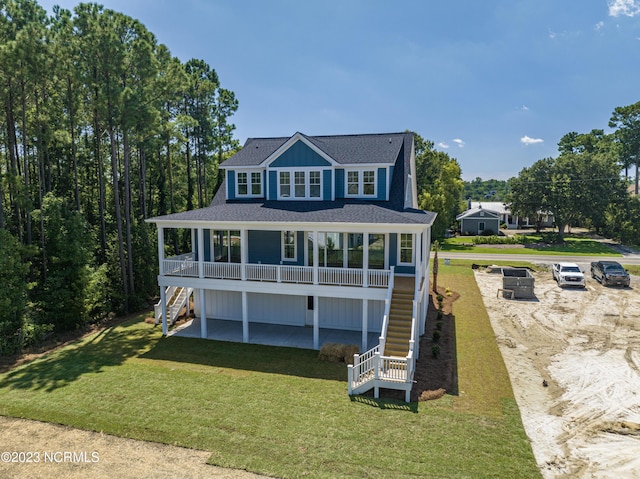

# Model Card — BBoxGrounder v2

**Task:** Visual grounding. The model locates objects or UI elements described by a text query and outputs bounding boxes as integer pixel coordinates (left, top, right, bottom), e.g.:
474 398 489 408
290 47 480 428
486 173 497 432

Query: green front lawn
442 234 621 256
0 263 540 478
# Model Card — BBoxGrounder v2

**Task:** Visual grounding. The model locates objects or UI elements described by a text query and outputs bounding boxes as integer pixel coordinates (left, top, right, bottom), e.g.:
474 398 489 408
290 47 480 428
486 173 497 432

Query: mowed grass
0 264 540 478
442 234 621 256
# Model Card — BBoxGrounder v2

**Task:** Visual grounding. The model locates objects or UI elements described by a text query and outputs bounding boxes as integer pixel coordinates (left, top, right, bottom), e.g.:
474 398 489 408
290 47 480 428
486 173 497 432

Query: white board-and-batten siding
194 290 383 332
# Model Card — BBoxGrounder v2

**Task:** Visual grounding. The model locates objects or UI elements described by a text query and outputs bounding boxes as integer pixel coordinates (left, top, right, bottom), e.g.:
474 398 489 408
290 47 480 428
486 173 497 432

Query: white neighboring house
467 201 554 230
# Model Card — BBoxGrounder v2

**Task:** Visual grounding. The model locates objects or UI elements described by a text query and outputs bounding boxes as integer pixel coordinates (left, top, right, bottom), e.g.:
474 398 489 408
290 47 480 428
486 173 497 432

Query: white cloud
521 105 529 111
595 21 604 31
549 29 557 39
609 0 640 17
521 135 544 145
452 138 465 148
437 142 449 149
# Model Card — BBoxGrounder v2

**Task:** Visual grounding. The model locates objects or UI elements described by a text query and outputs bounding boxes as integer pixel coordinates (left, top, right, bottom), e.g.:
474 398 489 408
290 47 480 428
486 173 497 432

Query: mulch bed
371 285 460 403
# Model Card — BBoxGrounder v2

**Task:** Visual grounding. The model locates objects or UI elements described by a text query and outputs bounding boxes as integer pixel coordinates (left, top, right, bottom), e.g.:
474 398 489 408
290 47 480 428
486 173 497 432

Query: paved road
435 251 640 267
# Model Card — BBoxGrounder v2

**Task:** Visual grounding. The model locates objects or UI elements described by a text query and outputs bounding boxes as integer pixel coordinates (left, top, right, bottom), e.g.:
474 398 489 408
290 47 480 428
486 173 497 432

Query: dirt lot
475 266 640 478
0 416 266 479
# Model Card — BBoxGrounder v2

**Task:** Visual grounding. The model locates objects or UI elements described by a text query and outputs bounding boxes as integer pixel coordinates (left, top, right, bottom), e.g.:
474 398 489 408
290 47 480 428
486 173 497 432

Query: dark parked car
590 261 631 287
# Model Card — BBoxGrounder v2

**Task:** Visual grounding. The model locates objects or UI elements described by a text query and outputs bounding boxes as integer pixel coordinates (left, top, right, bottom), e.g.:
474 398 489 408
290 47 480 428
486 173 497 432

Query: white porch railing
347 348 413 402
162 256 390 288
203 262 242 280
163 257 199 277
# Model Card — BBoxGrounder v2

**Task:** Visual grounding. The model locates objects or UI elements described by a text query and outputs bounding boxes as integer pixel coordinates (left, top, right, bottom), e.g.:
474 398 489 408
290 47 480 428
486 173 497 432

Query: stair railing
378 266 395 354
154 285 177 324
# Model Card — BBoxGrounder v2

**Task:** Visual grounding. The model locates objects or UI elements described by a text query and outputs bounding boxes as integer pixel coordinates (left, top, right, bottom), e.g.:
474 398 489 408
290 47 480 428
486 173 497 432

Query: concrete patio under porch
169 317 380 352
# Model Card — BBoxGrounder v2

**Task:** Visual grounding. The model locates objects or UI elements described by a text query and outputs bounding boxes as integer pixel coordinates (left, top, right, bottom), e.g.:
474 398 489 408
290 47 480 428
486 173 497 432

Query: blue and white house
148 132 437 401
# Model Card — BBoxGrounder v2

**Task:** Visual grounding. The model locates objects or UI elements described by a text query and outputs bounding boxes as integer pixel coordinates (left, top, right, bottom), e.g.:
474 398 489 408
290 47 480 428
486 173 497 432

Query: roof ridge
245 131 409 141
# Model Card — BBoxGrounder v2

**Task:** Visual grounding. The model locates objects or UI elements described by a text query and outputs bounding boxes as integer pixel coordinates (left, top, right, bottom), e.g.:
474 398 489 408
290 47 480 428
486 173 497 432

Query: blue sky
38 0 640 180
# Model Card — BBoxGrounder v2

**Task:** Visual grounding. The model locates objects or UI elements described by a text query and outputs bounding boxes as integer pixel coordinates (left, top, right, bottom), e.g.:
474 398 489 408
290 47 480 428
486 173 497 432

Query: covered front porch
169 317 380 351
155 225 430 290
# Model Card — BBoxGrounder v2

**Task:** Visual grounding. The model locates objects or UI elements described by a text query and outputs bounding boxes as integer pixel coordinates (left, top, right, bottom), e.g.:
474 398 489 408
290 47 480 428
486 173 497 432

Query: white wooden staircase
154 286 193 326
348 273 425 402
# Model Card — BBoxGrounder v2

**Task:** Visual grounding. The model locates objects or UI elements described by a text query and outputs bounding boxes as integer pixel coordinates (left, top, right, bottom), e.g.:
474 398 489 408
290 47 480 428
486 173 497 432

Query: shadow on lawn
0 322 151 392
140 335 347 382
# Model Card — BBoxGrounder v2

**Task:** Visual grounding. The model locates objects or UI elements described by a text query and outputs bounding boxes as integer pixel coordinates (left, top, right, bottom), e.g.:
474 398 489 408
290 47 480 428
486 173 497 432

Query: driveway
475 266 640 478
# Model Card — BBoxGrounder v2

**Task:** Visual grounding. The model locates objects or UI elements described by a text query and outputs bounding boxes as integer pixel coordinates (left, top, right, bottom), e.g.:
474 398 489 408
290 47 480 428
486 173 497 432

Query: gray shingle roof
148 131 437 228
221 132 409 167
149 199 436 226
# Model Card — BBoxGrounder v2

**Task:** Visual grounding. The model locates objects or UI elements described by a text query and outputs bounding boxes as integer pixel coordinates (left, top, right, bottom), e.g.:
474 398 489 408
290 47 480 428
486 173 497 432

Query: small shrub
436 310 443 321
318 343 359 363
436 294 444 303
432 330 441 342
436 321 443 331
318 343 342 362
472 234 523 245
418 388 447 401
431 344 440 358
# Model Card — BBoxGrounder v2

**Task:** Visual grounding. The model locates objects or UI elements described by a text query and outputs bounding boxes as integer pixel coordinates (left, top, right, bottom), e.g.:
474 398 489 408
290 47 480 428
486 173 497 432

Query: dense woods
0 0 239 354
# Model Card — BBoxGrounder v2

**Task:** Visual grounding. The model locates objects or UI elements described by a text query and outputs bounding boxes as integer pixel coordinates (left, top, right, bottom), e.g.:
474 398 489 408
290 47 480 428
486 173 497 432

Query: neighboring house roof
469 201 509 215
220 132 409 167
456 207 500 220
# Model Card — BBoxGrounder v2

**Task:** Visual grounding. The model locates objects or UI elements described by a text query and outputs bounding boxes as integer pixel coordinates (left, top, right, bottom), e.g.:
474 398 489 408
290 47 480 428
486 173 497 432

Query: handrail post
347 364 354 395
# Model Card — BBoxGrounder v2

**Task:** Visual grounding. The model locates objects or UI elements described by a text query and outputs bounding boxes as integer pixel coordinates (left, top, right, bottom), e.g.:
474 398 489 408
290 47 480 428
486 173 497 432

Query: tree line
508 102 640 243
0 0 239 355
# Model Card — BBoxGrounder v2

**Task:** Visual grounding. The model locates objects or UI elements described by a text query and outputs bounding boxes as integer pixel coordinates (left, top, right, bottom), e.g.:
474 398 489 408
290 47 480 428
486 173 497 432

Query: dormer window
236 171 262 197
346 169 376 197
278 169 323 200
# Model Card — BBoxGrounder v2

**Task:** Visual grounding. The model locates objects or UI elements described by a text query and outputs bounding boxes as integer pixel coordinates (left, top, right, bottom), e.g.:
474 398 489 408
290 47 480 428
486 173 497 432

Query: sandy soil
475 266 640 478
0 416 266 479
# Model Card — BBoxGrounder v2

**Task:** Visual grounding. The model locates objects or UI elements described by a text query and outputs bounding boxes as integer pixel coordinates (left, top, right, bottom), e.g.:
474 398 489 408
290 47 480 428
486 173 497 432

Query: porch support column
160 286 168 335
157 227 165 276
313 295 319 349
199 289 207 339
241 229 247 280
198 227 205 279
363 232 369 287
312 230 319 285
362 298 368 352
191 228 196 255
242 291 249 343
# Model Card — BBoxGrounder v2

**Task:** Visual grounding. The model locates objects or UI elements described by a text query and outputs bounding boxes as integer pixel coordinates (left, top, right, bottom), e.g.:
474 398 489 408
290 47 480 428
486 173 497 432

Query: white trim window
236 170 262 197
279 171 291 198
398 233 414 265
277 169 323 200
345 169 377 197
282 230 297 261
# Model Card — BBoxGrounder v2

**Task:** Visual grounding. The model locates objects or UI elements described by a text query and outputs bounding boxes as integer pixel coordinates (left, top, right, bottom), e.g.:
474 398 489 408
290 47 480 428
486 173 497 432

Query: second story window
278 170 323 200
346 169 376 197
236 171 262 197
280 172 291 197
309 171 321 198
